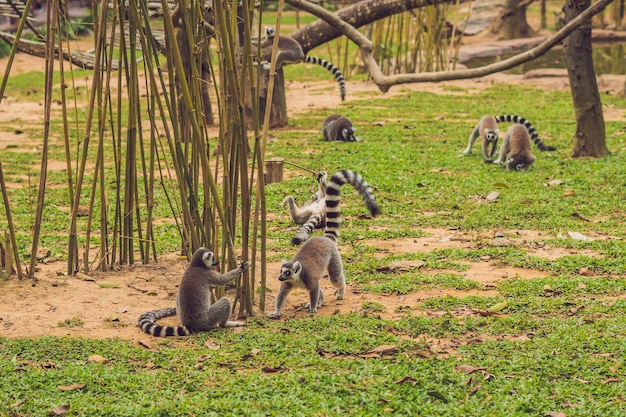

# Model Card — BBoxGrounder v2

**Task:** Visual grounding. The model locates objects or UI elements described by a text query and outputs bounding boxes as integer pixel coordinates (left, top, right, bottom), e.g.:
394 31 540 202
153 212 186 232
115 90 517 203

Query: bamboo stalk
0 160 23 279
28 0 57 278
0 0 35 107
68 0 109 275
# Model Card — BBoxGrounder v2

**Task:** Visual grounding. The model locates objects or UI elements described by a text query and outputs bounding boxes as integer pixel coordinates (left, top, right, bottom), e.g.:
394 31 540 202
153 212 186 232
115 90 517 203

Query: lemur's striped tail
304 56 346 101
324 170 381 242
138 308 194 337
293 212 325 245
495 115 556 151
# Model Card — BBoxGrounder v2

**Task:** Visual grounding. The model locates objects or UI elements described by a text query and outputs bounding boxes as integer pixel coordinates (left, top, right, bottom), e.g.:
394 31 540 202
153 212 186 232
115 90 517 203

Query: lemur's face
485 129 498 142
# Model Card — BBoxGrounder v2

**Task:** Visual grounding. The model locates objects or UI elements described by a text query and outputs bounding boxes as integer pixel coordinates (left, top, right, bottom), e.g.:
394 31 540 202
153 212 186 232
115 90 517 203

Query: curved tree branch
286 0 615 92
288 0 466 52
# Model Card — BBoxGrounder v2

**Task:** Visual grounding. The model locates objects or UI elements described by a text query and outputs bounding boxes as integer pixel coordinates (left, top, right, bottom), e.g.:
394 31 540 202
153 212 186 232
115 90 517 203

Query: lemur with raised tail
138 248 249 337
493 124 536 170
269 170 381 318
253 26 347 101
281 171 328 244
463 115 556 162
282 169 379 244
495 115 556 151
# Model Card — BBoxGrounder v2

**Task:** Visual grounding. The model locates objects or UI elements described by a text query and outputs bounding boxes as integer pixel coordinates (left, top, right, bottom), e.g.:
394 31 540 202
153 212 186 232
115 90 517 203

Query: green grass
3 24 626 415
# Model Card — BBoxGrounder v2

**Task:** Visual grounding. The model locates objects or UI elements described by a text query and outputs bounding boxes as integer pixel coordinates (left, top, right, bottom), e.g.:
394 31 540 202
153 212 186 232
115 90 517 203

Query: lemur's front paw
239 261 250 271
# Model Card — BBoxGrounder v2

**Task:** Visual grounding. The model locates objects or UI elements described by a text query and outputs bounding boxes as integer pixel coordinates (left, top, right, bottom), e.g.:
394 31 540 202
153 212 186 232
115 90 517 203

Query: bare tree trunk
244 67 288 129
489 0 534 39
563 0 609 157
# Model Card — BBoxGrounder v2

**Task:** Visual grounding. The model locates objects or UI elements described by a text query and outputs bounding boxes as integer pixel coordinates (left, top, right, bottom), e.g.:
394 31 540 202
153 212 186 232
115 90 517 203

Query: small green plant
361 301 386 312
56 317 84 328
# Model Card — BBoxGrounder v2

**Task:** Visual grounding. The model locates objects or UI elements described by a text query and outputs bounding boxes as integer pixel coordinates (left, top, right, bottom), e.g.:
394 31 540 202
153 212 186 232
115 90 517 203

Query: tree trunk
489 0 534 39
244 67 288 129
563 0 609 157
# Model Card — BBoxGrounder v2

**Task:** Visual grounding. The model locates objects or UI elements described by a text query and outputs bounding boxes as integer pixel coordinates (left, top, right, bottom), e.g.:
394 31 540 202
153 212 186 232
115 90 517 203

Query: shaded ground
0 37 624 342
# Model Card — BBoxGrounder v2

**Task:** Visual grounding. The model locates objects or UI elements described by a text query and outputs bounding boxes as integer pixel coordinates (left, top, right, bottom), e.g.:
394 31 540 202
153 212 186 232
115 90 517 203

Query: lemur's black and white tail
324 170 381 242
138 308 194 337
304 56 346 101
495 115 556 151
292 212 325 245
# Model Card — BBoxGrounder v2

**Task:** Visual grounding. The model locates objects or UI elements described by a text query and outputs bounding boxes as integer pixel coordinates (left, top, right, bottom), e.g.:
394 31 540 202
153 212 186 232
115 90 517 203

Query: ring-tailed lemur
268 170 381 318
282 170 380 244
322 114 360 142
281 171 328 245
493 124 536 170
463 115 556 161
138 248 249 337
495 115 556 152
254 26 346 101
462 115 499 162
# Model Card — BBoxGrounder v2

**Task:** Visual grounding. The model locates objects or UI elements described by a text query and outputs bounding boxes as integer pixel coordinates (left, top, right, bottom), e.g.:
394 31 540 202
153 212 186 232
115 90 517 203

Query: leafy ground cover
1 45 626 415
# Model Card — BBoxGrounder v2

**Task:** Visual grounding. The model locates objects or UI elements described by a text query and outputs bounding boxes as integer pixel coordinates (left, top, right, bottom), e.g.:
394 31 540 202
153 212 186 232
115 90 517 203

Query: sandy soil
0 36 623 342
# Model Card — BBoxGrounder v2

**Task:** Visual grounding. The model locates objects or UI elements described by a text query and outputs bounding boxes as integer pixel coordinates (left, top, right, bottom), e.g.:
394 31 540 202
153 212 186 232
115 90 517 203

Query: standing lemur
269 170 381 318
282 169 380 245
253 26 347 101
463 115 556 162
138 248 249 337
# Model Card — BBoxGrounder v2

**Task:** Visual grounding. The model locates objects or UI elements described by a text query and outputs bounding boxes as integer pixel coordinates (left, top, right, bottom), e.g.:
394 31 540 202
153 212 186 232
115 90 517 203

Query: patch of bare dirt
0 226 607 341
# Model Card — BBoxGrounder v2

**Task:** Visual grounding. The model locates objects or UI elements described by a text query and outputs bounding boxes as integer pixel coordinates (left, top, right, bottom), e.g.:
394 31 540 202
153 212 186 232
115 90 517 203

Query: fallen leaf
395 376 419 385
426 391 449 403
58 383 85 391
492 182 510 189
578 268 594 277
198 354 212 362
485 191 499 202
567 231 593 242
138 339 153 350
567 305 584 316
544 412 567 417
602 378 620 384
50 405 70 415
574 377 590 384
455 364 486 374
262 363 286 374
563 190 576 197
547 179 564 186
10 400 25 408
75 272 94 281
366 345 397 356
205 340 221 350
88 355 107 363
486 300 508 312
572 213 591 222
